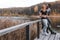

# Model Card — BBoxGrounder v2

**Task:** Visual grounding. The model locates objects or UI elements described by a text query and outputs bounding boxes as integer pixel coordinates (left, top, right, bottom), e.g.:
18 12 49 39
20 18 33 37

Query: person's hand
44 15 47 18
37 16 40 18
42 15 47 18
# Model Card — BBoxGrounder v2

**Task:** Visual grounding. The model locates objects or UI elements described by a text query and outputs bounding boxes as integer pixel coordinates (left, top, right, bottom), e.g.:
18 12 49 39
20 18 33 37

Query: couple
39 4 56 35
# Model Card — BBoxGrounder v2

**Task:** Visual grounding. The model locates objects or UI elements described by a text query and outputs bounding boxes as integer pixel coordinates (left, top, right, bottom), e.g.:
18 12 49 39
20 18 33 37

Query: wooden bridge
0 16 60 40
34 33 60 40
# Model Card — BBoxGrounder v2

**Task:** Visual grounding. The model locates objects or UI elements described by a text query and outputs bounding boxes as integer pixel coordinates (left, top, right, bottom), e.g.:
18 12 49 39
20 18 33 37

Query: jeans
42 19 48 33
41 18 56 34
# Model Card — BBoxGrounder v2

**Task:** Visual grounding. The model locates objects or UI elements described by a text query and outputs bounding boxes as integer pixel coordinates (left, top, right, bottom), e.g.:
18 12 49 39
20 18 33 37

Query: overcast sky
0 0 56 8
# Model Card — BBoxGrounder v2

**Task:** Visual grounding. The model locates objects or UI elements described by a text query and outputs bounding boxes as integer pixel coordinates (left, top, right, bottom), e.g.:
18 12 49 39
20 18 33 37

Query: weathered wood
39 34 46 40
48 34 56 40
34 34 46 40
26 25 29 40
54 33 60 40
43 35 51 40
37 22 40 39
34 33 57 40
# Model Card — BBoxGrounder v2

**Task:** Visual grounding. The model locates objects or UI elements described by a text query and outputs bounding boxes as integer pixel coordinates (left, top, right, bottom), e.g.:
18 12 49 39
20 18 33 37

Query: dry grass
0 12 60 40
0 18 38 40
49 12 60 32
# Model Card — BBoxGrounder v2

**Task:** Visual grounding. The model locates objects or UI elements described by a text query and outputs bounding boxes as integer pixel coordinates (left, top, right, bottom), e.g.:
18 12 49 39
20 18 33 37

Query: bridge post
26 25 30 40
37 22 40 39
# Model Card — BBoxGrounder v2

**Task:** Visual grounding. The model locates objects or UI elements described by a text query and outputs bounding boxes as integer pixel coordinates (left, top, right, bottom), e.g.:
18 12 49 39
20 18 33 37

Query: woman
39 4 49 35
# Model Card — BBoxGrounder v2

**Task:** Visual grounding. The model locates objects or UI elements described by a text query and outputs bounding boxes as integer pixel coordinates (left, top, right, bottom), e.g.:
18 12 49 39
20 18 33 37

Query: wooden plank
48 34 56 40
43 34 51 40
38 34 46 40
34 34 46 40
54 33 60 40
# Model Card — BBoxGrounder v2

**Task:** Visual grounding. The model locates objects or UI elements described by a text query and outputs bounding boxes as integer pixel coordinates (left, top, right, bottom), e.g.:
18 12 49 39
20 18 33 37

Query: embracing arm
39 12 48 18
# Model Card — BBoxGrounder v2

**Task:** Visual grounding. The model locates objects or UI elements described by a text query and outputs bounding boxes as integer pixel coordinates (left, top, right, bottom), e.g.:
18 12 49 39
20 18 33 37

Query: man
46 4 56 34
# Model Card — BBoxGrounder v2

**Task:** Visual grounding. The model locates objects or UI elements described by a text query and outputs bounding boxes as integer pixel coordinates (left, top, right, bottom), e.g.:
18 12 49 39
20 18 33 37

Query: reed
0 18 38 40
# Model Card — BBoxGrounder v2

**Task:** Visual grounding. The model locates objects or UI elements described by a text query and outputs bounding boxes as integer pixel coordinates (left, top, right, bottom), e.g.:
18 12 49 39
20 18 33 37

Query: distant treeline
0 1 60 16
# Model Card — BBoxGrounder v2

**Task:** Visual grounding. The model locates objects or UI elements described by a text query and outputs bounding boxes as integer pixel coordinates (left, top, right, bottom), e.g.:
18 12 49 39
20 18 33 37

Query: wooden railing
0 17 41 40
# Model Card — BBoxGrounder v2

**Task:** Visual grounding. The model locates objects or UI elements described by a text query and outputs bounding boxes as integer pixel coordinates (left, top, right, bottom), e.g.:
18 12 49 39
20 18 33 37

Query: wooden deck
34 33 60 40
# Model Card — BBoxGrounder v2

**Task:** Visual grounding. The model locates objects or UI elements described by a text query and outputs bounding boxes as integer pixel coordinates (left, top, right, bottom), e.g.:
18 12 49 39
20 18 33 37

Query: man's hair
47 4 51 8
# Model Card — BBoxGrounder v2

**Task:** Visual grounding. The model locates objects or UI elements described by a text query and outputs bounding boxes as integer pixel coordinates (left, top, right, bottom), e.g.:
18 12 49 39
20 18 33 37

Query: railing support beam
37 22 40 39
26 25 29 40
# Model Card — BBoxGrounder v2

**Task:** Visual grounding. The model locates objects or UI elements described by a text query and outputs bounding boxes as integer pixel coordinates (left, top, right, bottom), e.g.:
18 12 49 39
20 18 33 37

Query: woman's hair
41 4 47 9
